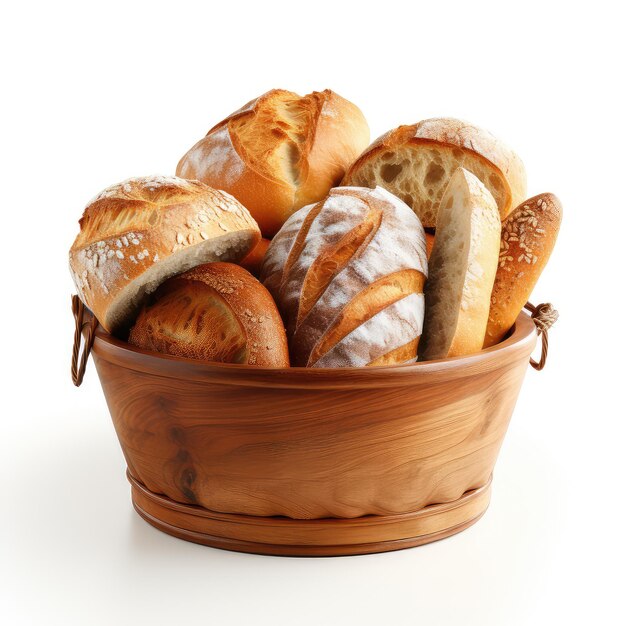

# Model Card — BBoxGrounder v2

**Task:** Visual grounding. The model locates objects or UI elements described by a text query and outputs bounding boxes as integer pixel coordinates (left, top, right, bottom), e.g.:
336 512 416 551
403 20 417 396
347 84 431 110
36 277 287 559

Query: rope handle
524 302 558 371
71 294 99 387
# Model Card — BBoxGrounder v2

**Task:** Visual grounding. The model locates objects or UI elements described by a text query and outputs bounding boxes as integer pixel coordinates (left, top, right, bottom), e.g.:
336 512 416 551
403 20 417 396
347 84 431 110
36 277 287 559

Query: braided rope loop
524 302 558 371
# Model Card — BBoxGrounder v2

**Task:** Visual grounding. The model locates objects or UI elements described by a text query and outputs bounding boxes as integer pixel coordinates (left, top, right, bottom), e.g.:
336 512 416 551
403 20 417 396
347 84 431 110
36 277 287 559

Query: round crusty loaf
343 117 526 228
484 193 562 347
69 175 261 333
420 168 501 360
129 262 289 367
176 89 370 237
261 186 428 368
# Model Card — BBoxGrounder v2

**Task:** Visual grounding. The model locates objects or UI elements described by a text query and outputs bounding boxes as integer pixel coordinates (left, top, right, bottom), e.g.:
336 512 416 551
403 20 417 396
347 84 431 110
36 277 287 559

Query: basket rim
90 310 537 389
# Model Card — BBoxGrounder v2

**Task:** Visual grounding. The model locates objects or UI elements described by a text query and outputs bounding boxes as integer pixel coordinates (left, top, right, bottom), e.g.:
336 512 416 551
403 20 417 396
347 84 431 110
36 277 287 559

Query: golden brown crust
176 89 369 237
484 193 562 347
69 176 261 333
129 263 289 367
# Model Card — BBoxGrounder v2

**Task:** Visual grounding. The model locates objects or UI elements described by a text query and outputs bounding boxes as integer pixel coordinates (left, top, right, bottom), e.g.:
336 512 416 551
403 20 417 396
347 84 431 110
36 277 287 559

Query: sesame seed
116 250 124 259
132 238 140 245
176 233 184 244
200 232 208 240
187 233 194 244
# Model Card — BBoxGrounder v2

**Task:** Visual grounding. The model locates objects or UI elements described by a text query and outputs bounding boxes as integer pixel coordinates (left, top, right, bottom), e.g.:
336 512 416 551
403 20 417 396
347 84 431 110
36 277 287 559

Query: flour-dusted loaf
484 193 562 347
261 186 428 367
176 89 370 237
69 176 261 333
420 168 501 360
129 263 289 366
343 118 526 228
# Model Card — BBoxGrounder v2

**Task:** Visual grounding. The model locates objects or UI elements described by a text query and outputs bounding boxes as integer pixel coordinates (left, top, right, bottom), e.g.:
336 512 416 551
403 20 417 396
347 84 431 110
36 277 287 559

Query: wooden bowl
89 311 537 556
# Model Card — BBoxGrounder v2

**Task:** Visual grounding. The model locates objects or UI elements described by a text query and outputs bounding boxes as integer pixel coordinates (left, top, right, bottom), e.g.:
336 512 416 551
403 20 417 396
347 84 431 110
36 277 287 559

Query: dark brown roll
129 262 289 367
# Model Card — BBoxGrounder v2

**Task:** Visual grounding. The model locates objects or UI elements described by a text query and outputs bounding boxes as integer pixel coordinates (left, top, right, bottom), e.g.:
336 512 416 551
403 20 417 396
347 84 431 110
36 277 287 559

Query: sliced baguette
420 168 500 360
343 118 526 228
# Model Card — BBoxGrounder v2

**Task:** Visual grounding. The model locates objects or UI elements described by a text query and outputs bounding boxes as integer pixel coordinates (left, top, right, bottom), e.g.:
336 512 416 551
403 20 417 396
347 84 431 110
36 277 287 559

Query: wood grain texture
91 310 536 526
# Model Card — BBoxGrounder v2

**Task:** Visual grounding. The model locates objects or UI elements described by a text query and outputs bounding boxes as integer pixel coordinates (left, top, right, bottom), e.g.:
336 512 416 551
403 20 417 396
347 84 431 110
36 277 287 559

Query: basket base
128 472 492 556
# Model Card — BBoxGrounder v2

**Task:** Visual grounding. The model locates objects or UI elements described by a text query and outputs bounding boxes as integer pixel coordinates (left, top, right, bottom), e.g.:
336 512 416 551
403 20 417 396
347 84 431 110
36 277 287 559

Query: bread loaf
129 263 289 367
176 89 370 237
239 238 270 277
261 186 428 367
69 176 260 333
484 193 562 347
420 168 500 360
343 118 526 228
425 232 435 259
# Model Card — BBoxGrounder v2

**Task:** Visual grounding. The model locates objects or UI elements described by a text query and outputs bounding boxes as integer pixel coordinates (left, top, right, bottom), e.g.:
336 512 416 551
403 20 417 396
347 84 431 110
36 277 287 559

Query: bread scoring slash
261 186 428 367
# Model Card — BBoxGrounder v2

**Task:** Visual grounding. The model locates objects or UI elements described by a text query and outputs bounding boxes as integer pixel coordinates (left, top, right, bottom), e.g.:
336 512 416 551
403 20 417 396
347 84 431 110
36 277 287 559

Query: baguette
261 186 428 367
176 89 370 237
69 176 260 333
343 118 526 228
420 168 500 360
484 193 562 347
129 263 289 367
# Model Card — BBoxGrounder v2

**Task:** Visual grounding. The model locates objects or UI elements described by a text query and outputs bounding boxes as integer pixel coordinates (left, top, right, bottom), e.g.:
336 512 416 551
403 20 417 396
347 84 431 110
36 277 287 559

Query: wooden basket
72 297 553 556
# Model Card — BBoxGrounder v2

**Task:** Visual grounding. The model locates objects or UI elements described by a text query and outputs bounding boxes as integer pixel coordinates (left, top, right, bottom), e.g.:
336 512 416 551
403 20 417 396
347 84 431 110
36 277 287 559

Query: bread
69 175 261 333
239 238 270 277
176 89 370 237
261 186 428 367
484 193 562 347
129 263 289 367
420 168 500 360
342 118 526 228
425 232 435 259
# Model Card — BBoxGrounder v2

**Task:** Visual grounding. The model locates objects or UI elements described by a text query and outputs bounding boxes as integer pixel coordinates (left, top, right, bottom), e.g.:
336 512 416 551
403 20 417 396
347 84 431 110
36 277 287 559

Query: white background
2 1 624 624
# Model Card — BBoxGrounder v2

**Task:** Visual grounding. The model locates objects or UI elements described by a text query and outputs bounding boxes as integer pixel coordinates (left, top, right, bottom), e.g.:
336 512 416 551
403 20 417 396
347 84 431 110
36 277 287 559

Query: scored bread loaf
343 118 526 228
129 262 289 367
484 193 562 347
176 89 370 237
69 175 261 333
261 186 428 367
420 168 500 360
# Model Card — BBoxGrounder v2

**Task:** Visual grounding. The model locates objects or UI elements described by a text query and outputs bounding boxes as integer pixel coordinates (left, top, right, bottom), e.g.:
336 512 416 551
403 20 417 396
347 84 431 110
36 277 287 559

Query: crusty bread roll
484 193 562 347
239 238 270 277
176 89 370 237
343 118 526 228
420 168 500 360
261 186 428 367
69 176 261 333
129 263 289 367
